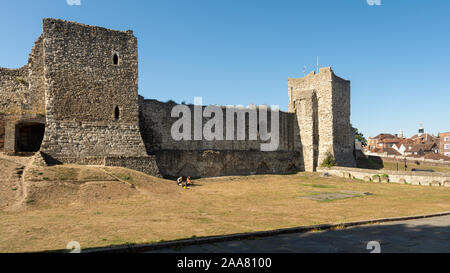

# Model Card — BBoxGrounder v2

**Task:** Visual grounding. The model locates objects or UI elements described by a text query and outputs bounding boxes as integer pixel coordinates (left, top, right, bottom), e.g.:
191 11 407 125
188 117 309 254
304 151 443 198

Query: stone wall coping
364 151 450 165
140 97 292 114
43 18 134 36
318 166 450 178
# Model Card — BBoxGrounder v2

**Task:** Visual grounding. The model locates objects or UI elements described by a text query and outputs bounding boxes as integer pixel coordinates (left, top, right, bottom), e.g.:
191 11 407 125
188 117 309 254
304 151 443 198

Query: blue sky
0 0 449 138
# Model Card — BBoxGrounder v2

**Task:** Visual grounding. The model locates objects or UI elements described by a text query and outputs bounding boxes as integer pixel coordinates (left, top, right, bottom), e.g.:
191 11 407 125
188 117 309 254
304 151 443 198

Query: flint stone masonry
154 150 301 178
39 19 147 160
0 115 5 150
0 18 356 178
139 98 297 153
0 35 45 116
0 67 30 115
104 156 161 177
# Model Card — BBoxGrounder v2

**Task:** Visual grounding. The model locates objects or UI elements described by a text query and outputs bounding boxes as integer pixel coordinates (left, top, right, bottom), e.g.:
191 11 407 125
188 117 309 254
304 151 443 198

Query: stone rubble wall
41 122 146 158
32 153 161 177
288 67 356 170
154 150 301 178
0 115 5 150
0 35 46 116
294 90 317 172
364 151 450 167
0 66 30 115
139 98 298 153
318 166 450 187
331 73 356 167
104 156 161 177
27 35 46 115
139 99 303 177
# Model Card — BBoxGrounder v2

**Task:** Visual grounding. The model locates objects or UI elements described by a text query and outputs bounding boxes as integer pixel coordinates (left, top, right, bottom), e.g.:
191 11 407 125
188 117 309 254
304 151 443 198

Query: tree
352 125 367 147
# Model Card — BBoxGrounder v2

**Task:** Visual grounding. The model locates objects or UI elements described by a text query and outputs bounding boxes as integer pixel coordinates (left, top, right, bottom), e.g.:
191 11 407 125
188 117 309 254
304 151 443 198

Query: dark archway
16 122 45 152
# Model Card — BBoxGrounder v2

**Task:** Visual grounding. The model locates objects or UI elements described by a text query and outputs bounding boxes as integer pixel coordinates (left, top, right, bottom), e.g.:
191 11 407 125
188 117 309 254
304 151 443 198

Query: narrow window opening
114 106 120 120
113 53 119 65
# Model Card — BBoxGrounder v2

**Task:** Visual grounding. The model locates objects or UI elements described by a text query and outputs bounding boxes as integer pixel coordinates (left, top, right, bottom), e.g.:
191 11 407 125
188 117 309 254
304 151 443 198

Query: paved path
149 215 450 253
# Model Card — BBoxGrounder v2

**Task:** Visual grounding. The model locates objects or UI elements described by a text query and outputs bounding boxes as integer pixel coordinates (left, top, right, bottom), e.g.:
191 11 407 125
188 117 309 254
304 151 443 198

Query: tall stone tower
288 67 356 171
39 18 148 160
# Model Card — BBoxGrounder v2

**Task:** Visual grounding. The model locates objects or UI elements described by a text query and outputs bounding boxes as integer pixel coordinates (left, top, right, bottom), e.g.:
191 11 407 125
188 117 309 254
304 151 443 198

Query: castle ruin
0 18 355 178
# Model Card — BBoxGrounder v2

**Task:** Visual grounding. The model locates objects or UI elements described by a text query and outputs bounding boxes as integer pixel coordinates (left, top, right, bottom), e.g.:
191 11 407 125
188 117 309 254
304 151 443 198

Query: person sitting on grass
177 176 183 186
186 176 193 186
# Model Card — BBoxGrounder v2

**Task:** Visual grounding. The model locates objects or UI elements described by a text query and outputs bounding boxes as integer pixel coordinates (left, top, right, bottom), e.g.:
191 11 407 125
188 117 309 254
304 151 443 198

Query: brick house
439 132 450 157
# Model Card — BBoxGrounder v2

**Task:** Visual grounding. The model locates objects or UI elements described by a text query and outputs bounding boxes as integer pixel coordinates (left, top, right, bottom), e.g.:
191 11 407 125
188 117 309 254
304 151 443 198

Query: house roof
406 143 437 153
410 133 436 141
373 147 402 156
379 138 402 143
424 153 450 161
371 133 396 140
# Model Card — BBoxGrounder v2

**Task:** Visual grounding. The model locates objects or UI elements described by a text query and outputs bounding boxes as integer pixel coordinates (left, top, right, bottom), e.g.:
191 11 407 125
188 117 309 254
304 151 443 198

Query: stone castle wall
0 66 30 115
39 18 148 159
139 98 298 153
139 98 303 177
0 35 46 116
0 18 356 178
0 35 46 154
0 115 5 150
27 35 46 115
154 150 301 178
331 73 356 167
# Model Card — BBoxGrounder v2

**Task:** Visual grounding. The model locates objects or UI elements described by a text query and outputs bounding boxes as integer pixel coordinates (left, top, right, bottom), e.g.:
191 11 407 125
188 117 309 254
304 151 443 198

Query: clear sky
0 0 449 138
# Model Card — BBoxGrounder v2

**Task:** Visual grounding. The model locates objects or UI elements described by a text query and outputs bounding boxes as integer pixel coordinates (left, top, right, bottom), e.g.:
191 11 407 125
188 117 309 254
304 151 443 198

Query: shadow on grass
356 156 384 170
44 215 450 253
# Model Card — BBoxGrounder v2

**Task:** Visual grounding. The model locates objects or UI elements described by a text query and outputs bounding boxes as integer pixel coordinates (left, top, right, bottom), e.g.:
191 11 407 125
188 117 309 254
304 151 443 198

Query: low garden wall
318 166 450 187
32 152 161 177
364 151 450 167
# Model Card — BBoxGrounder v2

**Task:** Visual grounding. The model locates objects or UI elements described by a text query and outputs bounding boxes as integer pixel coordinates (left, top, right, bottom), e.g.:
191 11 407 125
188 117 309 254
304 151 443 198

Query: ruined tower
288 67 356 171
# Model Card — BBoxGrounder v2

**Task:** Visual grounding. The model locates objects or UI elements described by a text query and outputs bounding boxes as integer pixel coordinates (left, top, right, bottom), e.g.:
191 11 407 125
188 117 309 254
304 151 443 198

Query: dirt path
0 153 33 211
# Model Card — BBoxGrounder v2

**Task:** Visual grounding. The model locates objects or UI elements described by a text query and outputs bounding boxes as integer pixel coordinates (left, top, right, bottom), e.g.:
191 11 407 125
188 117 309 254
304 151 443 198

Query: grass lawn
1 164 450 253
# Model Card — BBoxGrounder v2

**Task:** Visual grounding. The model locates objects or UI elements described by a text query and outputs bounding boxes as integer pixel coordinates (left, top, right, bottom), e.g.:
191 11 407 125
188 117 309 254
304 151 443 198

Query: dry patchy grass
1 165 450 253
